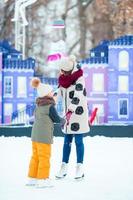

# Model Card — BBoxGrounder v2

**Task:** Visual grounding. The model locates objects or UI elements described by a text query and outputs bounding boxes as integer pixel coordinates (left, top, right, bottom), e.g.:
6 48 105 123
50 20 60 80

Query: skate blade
36 185 54 188
74 174 84 181
55 174 67 180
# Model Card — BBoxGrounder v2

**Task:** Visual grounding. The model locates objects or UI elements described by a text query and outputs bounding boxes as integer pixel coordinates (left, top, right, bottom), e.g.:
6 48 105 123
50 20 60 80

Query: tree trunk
78 1 86 59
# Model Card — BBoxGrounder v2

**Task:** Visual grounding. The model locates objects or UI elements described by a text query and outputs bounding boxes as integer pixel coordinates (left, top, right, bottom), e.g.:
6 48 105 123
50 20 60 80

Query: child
26 77 63 188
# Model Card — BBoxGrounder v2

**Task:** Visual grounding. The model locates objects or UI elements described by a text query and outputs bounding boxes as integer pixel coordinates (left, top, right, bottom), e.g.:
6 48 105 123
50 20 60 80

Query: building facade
0 35 133 125
108 36 133 124
81 35 133 124
0 40 35 124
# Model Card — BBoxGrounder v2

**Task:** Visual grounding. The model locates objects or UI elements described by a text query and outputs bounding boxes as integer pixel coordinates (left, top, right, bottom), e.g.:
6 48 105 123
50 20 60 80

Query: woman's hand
66 111 73 125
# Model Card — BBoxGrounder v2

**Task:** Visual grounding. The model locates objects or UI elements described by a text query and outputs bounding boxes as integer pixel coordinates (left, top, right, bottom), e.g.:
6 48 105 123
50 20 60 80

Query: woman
56 55 90 180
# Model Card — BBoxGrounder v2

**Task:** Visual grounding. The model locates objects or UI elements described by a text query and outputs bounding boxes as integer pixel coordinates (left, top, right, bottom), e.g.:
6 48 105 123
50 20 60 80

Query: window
101 52 104 57
17 104 26 111
93 73 104 92
118 50 129 71
91 52 95 57
4 77 13 97
17 77 27 97
118 99 128 117
4 103 13 115
118 76 128 92
7 55 11 59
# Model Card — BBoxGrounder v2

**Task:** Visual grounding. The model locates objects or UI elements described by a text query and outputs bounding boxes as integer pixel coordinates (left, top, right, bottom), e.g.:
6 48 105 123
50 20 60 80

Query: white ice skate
75 163 84 180
36 178 53 188
55 162 68 179
25 177 37 186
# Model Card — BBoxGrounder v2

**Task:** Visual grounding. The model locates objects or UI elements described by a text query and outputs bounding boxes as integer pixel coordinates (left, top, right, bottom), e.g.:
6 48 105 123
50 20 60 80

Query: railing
10 75 63 125
11 101 63 125
3 58 35 69
81 57 108 64
11 103 36 124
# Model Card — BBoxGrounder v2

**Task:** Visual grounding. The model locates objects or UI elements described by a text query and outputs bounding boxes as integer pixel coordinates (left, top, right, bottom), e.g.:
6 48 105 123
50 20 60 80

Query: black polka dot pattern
75 106 84 115
71 97 80 105
75 83 83 91
71 123 80 131
83 88 87 96
69 91 74 99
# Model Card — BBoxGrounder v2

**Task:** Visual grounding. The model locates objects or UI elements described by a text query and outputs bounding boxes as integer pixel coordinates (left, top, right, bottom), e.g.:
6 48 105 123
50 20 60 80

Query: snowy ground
0 135 133 200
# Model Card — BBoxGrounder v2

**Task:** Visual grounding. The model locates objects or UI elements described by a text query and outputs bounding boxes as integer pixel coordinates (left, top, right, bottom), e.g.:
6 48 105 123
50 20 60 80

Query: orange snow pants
28 141 51 179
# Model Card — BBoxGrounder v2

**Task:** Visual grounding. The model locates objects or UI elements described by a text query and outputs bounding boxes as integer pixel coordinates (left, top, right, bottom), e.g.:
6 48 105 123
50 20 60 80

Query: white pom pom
69 55 76 62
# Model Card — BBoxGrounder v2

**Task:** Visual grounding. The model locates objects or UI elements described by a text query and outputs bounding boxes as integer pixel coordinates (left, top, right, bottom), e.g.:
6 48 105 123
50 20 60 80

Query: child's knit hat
31 77 53 97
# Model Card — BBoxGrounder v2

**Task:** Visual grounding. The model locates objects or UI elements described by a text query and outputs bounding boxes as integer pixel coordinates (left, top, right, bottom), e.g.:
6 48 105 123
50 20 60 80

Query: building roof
81 35 133 65
0 40 21 55
0 40 35 69
81 40 109 64
109 35 133 46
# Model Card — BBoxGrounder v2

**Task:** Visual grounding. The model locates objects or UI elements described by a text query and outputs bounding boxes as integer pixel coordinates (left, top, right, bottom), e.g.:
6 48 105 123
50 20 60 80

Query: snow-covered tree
0 0 132 76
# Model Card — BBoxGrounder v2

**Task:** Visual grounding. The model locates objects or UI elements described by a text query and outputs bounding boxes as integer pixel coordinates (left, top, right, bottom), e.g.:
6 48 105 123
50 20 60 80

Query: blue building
81 35 133 124
82 40 109 124
0 40 35 124
0 35 133 125
108 35 133 124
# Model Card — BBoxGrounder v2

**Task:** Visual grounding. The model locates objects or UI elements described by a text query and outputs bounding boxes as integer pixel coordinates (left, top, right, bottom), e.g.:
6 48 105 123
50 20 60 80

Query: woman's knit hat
30 77 53 97
58 55 76 71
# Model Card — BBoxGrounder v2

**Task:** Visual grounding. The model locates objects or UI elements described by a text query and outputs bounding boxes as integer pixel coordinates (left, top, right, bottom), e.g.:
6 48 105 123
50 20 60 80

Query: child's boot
25 177 37 186
36 178 53 188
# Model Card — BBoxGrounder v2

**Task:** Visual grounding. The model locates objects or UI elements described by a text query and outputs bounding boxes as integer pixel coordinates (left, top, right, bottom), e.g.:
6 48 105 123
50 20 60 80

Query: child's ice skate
25 177 37 186
36 178 53 188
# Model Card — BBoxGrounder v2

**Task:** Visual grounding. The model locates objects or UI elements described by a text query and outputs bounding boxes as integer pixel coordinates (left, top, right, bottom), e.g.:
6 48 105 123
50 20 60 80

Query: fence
0 124 133 138
11 103 36 124
11 101 63 124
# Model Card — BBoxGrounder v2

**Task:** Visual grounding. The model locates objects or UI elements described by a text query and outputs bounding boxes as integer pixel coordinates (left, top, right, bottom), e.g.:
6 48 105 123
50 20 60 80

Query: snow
0 135 133 200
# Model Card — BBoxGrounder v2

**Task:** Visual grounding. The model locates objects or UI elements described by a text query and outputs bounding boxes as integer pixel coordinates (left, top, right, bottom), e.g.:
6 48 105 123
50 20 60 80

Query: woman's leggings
62 134 84 163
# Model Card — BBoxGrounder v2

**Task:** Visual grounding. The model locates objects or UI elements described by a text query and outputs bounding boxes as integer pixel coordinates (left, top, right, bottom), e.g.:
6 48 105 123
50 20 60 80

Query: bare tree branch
84 0 94 9
67 3 78 13
68 39 80 54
